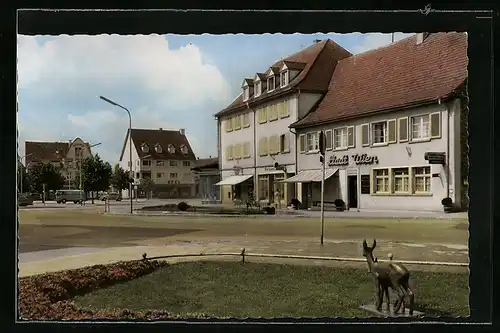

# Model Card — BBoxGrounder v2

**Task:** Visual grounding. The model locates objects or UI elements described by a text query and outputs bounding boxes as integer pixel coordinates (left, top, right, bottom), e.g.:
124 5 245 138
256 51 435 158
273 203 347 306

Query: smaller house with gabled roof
119 128 197 199
287 32 468 212
25 138 93 189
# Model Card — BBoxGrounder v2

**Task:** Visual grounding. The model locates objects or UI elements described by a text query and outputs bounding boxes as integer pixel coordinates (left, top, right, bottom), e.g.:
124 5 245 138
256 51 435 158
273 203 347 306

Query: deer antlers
363 239 377 250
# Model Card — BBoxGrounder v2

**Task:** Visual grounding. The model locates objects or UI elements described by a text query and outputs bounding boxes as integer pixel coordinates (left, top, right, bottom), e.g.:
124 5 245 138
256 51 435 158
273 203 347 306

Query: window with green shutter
388 119 397 143
361 124 369 146
299 134 306 153
347 126 355 147
398 117 409 142
430 112 441 138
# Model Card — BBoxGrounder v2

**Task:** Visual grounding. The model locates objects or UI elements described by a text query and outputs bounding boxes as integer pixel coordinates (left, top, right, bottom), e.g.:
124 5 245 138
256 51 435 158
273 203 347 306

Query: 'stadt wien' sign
328 153 379 167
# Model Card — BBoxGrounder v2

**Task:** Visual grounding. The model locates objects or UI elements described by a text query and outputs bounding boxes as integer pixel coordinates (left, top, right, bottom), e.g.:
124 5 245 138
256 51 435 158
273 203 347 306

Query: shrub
441 197 453 206
19 260 169 321
290 198 301 209
177 201 190 211
334 199 345 207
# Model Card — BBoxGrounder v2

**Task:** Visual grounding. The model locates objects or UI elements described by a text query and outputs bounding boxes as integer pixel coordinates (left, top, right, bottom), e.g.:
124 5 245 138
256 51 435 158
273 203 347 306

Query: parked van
55 190 85 204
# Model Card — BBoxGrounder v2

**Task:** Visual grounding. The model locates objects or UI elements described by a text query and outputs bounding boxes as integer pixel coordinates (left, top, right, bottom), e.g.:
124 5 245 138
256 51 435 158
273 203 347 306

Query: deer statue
362 239 415 315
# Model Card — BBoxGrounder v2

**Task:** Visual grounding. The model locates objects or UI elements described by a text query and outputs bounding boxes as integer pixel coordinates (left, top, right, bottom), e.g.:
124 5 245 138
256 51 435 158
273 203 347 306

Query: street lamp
99 96 133 214
18 153 33 194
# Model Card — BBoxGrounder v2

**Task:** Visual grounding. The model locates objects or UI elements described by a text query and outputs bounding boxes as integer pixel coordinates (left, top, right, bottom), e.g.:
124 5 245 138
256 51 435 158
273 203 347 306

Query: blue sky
17 32 411 164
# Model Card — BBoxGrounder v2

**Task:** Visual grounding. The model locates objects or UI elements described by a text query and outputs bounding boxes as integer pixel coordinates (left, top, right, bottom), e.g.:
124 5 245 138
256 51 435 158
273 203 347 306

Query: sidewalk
18 238 469 277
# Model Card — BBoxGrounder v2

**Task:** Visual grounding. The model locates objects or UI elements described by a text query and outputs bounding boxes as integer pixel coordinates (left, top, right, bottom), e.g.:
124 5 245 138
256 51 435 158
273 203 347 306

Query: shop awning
280 168 338 183
214 174 253 186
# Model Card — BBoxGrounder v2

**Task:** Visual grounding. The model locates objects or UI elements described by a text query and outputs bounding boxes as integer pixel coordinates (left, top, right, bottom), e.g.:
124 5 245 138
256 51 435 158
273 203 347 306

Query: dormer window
280 70 289 87
168 144 175 154
141 144 149 153
254 81 261 97
181 145 189 155
155 144 163 154
242 87 249 102
268 76 275 92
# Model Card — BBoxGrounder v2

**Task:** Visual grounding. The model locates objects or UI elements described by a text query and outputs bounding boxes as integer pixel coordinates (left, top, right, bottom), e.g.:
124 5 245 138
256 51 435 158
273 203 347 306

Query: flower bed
19 259 174 321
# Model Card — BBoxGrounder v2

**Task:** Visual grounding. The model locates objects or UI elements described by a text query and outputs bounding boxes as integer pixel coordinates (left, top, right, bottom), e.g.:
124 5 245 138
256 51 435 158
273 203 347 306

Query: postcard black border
2 2 498 333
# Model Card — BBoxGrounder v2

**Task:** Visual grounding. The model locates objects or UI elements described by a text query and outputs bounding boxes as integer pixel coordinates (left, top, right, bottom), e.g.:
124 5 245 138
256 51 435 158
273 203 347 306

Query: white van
55 190 85 204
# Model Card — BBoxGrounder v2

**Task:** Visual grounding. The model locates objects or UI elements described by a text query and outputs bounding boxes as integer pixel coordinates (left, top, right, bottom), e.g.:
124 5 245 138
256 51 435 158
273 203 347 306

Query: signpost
318 131 326 245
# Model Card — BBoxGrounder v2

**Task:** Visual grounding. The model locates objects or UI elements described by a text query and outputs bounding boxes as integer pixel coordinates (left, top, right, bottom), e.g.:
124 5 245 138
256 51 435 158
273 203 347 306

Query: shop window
274 174 285 201
258 175 269 200
373 168 389 193
413 166 431 193
393 168 410 193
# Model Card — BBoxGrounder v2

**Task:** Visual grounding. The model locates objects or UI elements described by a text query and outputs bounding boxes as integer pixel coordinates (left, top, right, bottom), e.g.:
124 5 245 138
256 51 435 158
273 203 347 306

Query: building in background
191 157 220 203
289 32 468 212
25 138 93 189
215 39 352 205
118 128 197 199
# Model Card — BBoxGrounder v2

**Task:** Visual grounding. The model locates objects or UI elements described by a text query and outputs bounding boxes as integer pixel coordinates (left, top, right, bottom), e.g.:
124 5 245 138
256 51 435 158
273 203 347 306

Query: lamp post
99 96 133 214
18 153 33 194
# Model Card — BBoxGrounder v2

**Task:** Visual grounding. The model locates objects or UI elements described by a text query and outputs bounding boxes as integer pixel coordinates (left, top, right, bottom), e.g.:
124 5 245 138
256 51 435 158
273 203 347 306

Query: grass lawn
73 261 469 318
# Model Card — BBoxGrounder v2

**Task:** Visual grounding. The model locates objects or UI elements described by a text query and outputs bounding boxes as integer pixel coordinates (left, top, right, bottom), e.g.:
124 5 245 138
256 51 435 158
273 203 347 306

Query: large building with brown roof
286 32 468 212
25 138 93 189
215 39 352 205
119 128 197 198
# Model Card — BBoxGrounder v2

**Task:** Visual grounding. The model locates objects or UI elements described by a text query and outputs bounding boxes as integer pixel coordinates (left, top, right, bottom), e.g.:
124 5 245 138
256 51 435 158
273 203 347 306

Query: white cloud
17 34 231 163
350 32 415 54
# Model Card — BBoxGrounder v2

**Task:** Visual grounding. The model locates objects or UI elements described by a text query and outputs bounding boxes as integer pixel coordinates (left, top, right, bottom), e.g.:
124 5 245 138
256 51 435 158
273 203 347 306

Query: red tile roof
215 39 352 117
119 128 196 162
25 140 91 166
191 157 218 171
291 32 468 128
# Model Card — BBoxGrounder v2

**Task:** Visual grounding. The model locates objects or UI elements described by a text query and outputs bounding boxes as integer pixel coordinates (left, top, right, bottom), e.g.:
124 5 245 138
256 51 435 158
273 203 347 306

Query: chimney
179 128 186 136
313 39 322 44
416 33 430 45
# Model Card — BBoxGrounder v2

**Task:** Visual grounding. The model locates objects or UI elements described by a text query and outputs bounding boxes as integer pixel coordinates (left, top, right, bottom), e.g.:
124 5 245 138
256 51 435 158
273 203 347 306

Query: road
18 205 469 267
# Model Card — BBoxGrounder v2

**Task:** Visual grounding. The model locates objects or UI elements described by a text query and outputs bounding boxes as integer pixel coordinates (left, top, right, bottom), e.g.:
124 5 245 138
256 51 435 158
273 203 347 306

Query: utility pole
318 131 326 245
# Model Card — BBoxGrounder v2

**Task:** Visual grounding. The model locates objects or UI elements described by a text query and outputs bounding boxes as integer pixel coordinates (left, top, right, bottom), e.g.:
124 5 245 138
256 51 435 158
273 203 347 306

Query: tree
111 164 130 191
18 163 31 193
138 178 155 198
27 162 66 196
81 154 113 204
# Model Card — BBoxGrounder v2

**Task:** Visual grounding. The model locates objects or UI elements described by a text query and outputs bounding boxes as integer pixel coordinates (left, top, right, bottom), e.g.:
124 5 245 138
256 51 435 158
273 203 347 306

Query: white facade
119 135 195 199
294 99 463 212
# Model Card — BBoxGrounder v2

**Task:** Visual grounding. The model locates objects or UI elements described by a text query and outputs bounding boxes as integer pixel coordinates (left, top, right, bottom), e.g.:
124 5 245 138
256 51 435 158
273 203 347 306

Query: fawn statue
362 239 415 315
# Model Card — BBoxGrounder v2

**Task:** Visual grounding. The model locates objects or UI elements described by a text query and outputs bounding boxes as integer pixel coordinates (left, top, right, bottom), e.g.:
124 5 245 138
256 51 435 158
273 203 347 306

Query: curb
105 211 467 220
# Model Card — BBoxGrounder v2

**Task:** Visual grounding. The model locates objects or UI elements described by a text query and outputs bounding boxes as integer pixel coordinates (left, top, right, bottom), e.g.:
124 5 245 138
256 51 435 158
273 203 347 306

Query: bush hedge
19 259 173 321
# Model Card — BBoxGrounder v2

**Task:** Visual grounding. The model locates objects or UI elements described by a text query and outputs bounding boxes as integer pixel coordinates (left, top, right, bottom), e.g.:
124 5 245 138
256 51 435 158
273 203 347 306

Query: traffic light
319 131 326 156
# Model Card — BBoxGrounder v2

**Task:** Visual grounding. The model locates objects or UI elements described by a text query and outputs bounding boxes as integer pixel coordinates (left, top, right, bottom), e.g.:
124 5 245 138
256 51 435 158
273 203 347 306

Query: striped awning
280 168 339 183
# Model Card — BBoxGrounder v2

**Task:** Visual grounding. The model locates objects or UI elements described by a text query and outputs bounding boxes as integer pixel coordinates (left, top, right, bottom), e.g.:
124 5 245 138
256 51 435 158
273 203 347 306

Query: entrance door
348 175 358 209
